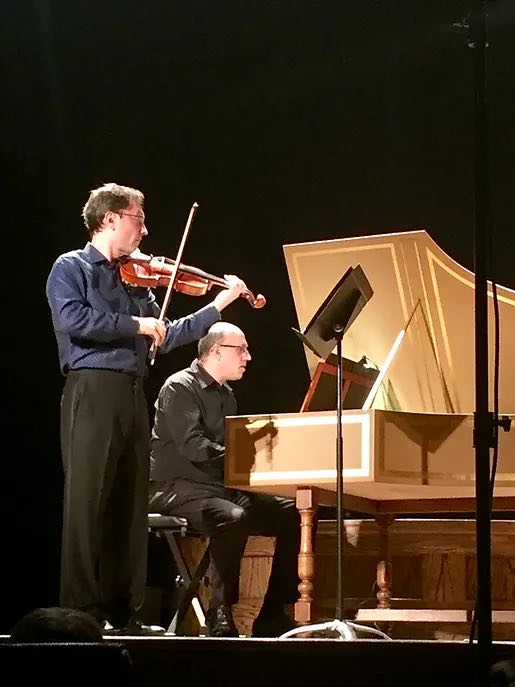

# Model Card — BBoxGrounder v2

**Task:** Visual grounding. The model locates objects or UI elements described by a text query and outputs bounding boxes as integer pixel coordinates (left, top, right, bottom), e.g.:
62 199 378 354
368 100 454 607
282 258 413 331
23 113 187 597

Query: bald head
198 322 245 359
197 322 251 383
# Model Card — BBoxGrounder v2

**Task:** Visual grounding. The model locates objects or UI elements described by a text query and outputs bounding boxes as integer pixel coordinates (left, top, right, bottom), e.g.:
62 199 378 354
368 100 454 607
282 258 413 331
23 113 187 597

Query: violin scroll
242 291 266 309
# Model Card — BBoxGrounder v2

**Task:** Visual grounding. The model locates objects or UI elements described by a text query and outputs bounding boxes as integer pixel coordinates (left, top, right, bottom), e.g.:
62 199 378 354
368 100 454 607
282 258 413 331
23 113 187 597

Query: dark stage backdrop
2 1 514 632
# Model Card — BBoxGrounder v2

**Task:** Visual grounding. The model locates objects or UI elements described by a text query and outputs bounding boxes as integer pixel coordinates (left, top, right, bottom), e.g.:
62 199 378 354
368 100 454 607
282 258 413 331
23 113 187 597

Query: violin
119 251 266 309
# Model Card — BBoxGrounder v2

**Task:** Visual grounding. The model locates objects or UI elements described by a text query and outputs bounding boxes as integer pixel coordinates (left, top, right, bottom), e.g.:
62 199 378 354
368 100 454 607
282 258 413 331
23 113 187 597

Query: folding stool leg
164 532 210 635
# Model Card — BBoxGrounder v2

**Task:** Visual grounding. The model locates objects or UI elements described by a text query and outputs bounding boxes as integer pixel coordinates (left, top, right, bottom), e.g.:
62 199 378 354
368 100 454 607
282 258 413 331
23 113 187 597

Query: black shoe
102 618 166 636
252 610 297 638
206 605 239 638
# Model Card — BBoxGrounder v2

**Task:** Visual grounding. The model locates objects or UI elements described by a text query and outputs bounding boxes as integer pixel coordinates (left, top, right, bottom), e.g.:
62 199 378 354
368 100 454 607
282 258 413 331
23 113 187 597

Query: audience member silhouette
7 607 134 685
9 606 104 642
491 660 515 687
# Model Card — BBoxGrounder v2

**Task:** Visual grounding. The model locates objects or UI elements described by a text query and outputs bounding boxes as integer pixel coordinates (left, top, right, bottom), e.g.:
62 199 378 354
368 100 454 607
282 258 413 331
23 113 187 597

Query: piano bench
148 513 211 636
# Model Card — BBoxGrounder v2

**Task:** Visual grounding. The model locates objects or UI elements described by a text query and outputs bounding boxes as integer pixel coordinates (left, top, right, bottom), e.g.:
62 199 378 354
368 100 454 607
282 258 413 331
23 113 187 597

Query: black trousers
149 479 301 608
60 369 150 626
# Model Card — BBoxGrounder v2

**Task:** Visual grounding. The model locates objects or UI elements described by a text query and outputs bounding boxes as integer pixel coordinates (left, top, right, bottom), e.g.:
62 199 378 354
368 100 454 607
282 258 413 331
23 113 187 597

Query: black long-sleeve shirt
150 358 237 483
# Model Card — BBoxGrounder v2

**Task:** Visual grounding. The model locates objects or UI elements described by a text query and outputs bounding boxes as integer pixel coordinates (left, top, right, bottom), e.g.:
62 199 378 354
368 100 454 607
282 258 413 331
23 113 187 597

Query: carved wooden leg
294 487 317 624
375 513 395 609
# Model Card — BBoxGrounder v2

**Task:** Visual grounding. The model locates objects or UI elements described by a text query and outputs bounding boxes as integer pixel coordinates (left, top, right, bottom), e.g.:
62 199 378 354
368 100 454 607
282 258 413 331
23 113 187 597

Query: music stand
285 265 374 639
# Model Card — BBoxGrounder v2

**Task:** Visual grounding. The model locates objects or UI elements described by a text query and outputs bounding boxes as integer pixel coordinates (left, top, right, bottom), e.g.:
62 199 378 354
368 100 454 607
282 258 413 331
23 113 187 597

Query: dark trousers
60 369 150 626
149 479 301 608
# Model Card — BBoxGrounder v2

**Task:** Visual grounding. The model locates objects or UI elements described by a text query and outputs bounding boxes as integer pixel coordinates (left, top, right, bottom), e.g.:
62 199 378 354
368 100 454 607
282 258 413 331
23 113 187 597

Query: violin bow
148 201 199 365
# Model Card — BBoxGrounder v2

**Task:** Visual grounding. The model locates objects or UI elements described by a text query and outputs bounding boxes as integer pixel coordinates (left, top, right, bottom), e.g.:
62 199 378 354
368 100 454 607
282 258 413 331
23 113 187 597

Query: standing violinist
46 182 247 635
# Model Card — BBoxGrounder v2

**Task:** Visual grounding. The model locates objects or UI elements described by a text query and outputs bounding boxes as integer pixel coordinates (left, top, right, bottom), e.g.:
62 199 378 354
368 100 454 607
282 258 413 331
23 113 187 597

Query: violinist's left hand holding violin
212 275 249 313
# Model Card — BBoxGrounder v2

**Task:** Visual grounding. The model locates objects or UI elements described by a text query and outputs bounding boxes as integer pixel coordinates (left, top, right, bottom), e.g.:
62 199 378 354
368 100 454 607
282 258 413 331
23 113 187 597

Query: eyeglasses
119 212 146 226
218 344 250 355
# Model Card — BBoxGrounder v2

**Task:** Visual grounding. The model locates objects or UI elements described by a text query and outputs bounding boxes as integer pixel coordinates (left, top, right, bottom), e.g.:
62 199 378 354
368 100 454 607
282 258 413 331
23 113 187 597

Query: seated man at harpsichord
148 322 300 637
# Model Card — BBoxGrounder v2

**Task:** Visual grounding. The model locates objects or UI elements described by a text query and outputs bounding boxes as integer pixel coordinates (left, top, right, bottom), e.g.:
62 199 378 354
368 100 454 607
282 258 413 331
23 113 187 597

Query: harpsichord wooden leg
375 513 395 609
294 487 317 623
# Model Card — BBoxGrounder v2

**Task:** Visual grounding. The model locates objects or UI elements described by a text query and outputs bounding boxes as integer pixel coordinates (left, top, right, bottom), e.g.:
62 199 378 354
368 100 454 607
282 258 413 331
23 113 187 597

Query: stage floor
118 635 515 687
2 634 514 686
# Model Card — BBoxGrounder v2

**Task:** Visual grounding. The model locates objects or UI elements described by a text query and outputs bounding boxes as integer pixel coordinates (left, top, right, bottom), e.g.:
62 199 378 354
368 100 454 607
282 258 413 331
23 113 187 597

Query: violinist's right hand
134 316 167 348
212 274 247 312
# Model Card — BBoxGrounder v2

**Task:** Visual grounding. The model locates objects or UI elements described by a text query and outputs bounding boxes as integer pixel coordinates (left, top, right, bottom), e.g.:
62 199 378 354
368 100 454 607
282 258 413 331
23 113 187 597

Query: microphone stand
470 0 493 667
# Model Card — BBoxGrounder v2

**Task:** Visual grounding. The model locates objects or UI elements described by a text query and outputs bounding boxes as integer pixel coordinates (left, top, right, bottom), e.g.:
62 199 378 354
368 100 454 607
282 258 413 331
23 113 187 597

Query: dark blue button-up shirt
46 243 220 376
